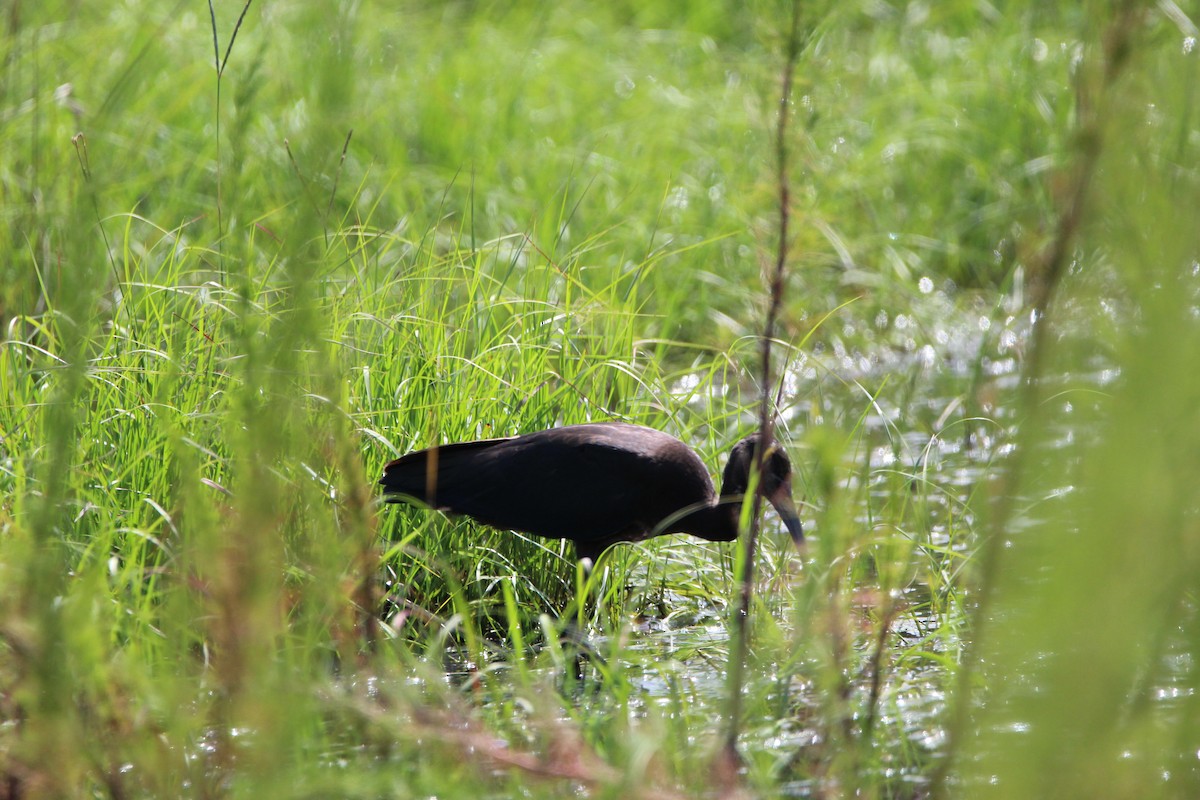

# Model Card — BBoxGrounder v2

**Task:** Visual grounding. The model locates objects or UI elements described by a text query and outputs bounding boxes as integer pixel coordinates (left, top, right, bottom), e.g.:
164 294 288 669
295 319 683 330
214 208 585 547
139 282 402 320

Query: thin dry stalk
343 698 691 800
861 593 900 743
325 129 354 227
72 133 133 341
722 0 804 767
335 431 380 656
207 0 254 247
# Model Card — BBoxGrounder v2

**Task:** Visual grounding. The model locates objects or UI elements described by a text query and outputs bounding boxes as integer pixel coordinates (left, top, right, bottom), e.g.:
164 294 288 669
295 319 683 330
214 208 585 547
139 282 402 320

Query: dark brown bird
379 422 803 563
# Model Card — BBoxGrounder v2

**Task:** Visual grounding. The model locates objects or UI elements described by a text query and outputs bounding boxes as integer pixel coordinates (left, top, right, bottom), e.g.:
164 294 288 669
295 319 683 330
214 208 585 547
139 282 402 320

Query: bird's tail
379 438 511 508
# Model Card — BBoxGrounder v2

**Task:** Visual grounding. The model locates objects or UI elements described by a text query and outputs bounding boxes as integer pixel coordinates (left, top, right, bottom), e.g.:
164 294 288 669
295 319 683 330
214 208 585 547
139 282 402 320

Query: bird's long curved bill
768 485 805 548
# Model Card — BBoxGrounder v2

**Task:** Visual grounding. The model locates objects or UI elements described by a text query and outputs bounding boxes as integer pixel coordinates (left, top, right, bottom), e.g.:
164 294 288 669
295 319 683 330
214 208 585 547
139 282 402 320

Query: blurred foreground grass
1 1 1198 797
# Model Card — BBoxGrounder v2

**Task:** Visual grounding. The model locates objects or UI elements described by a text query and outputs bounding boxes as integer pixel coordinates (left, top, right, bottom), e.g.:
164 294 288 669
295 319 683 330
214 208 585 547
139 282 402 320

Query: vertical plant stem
10 112 111 798
929 5 1143 796
722 0 804 765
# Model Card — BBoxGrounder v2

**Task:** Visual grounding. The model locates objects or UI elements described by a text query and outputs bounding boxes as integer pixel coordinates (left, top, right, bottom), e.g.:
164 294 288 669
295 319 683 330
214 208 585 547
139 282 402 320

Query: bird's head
725 433 804 548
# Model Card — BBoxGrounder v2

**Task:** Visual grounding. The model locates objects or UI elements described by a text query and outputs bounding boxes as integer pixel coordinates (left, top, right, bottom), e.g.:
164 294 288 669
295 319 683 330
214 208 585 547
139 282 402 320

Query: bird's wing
446 438 651 540
382 434 672 541
379 426 719 554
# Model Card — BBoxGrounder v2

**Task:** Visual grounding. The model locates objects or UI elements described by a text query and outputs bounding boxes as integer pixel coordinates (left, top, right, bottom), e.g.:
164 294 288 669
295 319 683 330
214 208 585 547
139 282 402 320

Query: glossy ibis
379 422 803 563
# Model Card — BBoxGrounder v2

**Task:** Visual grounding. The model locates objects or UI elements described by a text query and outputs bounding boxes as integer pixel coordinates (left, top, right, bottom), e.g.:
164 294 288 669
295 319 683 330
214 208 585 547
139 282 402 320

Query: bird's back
380 423 716 552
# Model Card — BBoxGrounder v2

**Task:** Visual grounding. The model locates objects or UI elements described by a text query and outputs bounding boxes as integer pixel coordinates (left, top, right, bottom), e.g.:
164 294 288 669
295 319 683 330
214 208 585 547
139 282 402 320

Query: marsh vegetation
1 1 1198 797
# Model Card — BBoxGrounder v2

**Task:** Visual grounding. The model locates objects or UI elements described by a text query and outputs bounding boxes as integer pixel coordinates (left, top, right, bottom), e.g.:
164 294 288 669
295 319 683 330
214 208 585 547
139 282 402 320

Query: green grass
2 0 1199 797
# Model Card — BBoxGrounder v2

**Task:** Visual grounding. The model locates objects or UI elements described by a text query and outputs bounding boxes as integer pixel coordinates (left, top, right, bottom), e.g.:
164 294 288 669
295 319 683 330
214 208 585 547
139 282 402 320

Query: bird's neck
674 498 740 543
